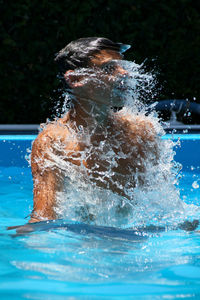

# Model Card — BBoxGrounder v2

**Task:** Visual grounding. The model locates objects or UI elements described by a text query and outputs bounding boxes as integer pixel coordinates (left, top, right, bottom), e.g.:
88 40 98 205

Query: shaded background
1 0 200 124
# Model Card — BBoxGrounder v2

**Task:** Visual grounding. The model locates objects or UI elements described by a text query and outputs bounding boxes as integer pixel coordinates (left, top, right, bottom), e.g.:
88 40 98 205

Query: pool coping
0 124 39 135
0 124 200 135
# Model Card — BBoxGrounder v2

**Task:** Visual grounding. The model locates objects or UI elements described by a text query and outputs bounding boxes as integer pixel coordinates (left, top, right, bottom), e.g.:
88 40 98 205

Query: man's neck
68 97 111 132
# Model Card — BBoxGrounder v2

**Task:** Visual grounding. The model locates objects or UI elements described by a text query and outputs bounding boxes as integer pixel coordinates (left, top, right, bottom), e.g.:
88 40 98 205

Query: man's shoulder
32 117 75 150
114 110 153 126
113 110 156 139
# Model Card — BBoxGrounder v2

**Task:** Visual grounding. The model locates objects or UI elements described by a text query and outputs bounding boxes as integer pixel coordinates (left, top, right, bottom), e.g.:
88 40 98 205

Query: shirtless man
30 37 158 223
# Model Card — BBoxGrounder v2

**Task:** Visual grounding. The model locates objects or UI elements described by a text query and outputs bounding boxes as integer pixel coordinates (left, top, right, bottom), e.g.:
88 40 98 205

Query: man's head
55 38 131 108
55 37 130 73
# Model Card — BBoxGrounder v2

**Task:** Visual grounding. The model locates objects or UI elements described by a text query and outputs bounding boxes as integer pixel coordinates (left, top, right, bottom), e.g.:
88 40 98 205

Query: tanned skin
30 50 157 223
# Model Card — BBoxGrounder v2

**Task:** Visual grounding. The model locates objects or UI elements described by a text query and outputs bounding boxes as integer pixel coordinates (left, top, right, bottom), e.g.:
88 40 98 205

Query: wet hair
54 37 127 73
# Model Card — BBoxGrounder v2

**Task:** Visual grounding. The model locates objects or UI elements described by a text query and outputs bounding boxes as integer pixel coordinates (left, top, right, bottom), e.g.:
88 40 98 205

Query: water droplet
192 181 199 189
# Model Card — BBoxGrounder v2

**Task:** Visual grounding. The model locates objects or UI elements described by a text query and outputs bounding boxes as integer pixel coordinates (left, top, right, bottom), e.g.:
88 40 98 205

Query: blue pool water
0 134 200 299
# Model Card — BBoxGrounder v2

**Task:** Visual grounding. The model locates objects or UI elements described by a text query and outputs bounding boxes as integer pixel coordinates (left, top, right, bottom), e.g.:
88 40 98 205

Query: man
30 37 158 223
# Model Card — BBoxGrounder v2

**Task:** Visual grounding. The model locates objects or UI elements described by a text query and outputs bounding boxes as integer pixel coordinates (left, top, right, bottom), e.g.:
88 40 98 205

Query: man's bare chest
82 130 144 178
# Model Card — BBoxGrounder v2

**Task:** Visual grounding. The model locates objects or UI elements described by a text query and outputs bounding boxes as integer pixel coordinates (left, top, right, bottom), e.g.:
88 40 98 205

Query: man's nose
114 65 129 76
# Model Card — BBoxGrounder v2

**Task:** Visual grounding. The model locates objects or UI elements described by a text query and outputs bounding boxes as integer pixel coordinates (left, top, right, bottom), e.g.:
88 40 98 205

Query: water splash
38 59 199 229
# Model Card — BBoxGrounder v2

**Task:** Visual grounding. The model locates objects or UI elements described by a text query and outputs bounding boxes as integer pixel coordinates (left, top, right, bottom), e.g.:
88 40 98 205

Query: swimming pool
0 134 200 299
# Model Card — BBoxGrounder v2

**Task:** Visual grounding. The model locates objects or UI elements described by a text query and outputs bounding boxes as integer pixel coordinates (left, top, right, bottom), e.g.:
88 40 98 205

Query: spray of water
36 60 199 229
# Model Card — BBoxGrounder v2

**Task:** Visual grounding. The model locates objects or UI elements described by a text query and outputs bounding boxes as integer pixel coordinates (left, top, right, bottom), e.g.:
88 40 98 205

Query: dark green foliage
1 0 200 123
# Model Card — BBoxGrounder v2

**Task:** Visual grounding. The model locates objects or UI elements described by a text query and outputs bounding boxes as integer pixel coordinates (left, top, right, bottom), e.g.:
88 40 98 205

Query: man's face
65 49 128 107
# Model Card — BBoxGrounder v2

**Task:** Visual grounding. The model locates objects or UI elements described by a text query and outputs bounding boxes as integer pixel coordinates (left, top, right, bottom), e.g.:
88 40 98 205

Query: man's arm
30 119 82 223
30 126 64 222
